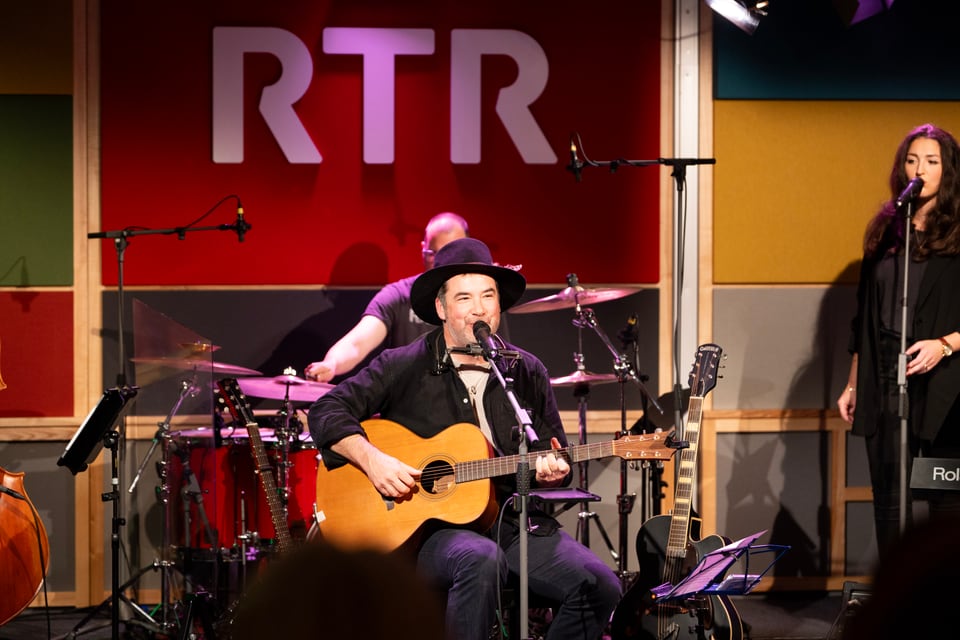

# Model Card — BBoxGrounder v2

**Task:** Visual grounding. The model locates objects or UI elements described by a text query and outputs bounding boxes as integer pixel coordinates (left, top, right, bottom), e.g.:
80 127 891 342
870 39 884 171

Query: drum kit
510 274 666 586
112 277 657 635
123 354 333 637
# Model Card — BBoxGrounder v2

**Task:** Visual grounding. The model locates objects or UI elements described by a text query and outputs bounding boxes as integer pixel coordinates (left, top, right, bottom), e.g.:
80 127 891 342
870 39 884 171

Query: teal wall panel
714 0 960 100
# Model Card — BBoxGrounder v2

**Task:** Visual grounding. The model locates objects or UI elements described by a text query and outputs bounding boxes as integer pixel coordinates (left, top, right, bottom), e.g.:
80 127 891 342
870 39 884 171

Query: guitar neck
216 377 294 553
244 421 293 553
456 439 630 483
665 396 703 558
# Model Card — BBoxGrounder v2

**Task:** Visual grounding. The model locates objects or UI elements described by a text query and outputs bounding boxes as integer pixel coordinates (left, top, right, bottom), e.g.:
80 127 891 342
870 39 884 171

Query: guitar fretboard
454 437 665 483
217 378 293 554
245 421 293 553
665 396 702 559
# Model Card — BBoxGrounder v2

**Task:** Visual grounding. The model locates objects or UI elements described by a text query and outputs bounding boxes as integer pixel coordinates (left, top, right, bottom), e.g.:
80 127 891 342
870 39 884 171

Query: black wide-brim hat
410 237 526 325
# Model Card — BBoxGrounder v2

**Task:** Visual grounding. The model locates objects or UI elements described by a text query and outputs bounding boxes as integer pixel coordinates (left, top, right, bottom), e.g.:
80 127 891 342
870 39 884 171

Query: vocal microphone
449 344 486 357
235 200 251 242
449 343 522 360
895 177 924 208
618 313 639 346
567 140 582 182
473 321 500 360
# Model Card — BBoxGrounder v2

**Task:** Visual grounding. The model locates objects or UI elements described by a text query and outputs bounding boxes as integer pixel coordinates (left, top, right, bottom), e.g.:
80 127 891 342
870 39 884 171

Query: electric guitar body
611 513 743 640
610 344 744 640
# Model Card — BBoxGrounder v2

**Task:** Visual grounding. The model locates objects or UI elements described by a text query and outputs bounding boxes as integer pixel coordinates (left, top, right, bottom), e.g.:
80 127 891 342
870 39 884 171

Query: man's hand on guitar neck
534 437 570 487
333 433 421 499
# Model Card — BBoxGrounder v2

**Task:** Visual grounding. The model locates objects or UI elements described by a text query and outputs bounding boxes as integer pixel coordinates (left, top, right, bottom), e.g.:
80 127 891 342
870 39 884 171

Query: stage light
706 0 769 35
833 0 894 27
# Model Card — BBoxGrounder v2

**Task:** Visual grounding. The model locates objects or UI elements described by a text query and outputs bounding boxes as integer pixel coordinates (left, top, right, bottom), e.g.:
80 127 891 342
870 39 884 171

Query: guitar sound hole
420 460 455 495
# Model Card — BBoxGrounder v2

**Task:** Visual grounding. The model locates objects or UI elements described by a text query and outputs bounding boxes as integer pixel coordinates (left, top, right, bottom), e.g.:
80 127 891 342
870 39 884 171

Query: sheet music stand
521 486 602 513
650 530 790 601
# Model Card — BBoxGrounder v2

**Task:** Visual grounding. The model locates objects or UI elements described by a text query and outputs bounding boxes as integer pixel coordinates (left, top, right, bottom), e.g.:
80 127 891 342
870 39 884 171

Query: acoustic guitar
216 378 293 554
611 343 744 640
313 419 674 552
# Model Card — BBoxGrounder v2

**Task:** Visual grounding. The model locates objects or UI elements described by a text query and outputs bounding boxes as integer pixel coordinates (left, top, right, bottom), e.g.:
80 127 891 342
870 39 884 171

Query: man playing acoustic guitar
308 238 622 640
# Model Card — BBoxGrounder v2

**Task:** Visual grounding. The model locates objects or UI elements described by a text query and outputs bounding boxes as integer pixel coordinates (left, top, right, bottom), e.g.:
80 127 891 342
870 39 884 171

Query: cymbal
177 341 221 355
130 356 261 377
509 285 641 314
550 370 618 387
237 374 334 404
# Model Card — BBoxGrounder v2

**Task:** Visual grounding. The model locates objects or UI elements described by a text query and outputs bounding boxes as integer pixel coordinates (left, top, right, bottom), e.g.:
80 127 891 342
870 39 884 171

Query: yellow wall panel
714 101 960 284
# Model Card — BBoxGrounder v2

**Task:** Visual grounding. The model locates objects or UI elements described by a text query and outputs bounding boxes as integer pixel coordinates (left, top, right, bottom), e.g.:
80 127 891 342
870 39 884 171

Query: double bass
0 466 50 626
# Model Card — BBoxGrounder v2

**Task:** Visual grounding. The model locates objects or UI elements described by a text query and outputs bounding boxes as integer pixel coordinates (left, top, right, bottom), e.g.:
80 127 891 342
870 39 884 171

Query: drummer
304 212 471 383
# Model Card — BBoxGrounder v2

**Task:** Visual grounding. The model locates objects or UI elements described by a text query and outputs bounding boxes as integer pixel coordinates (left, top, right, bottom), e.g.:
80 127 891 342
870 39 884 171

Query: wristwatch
939 337 953 357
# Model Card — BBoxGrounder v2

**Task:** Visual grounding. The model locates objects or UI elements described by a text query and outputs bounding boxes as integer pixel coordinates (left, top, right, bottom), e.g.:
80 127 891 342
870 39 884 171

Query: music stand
649 530 789 601
57 385 139 640
58 386 139 475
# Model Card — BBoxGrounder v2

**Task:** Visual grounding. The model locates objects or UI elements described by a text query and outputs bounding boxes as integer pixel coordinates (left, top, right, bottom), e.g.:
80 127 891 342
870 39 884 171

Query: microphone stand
85 196 247 639
479 350 536 639
88 196 248 390
897 200 915 534
566 135 715 450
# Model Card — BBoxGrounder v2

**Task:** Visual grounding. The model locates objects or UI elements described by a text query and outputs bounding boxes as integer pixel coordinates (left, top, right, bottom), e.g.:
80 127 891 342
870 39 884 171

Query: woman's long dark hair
864 123 960 260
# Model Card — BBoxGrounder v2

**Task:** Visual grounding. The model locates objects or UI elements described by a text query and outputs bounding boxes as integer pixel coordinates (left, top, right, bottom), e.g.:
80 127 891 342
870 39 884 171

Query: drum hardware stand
175 443 219 551
275 374 297 522
178 589 219 640
618 318 667 525
273 366 309 533
235 497 259 590
118 375 211 636
564 347 618 560
571 301 662 588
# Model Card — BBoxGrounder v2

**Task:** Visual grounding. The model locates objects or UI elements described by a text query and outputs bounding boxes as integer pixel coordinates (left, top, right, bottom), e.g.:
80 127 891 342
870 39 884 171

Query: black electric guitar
216 377 293 554
611 344 743 640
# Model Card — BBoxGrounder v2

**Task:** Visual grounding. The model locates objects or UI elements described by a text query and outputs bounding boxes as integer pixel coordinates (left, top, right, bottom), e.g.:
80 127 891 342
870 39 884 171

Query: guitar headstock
688 343 723 399
216 377 256 426
613 428 678 460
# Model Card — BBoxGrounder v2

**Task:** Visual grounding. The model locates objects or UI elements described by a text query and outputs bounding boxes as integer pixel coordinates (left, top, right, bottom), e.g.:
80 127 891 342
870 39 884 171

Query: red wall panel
99 1 662 287
0 292 73 417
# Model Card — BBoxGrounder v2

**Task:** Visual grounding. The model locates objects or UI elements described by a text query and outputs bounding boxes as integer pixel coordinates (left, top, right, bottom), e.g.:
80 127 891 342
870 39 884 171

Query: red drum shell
167 430 318 549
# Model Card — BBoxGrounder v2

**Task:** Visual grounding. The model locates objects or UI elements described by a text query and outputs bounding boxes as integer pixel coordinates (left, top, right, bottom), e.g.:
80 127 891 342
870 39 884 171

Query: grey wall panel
712 286 857 410
0 442 75 591
845 502 876 576
103 288 660 415
716 431 831 579
101 290 372 415
846 431 870 488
